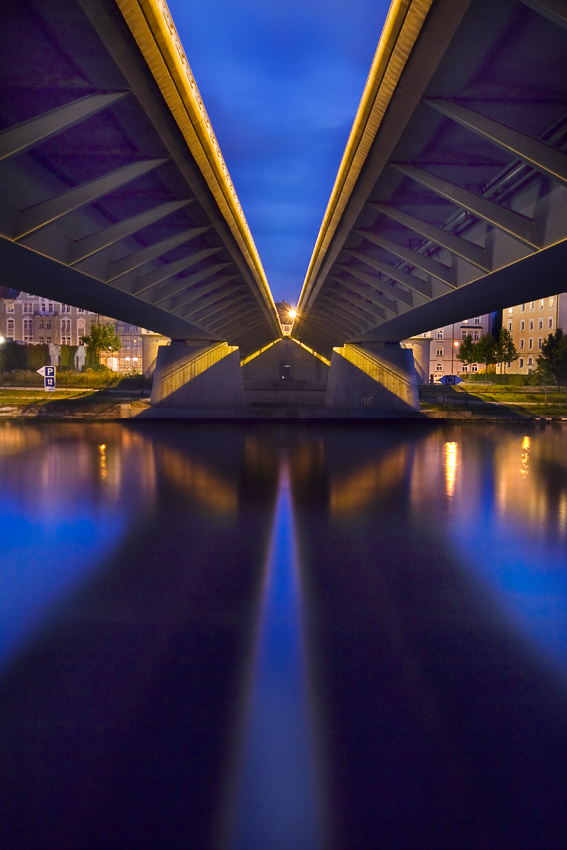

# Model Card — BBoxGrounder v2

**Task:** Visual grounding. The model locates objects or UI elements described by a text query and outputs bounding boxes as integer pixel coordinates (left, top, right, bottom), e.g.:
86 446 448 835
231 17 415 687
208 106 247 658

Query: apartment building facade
502 294 567 374
419 314 492 379
0 292 97 346
0 292 145 372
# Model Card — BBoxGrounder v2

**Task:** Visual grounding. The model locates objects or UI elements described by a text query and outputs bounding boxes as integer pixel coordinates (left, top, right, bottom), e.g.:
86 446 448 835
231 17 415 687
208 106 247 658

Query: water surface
1 421 566 849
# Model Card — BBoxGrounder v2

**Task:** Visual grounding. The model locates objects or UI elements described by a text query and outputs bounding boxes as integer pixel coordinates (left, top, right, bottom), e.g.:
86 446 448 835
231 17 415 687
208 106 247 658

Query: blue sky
167 0 392 304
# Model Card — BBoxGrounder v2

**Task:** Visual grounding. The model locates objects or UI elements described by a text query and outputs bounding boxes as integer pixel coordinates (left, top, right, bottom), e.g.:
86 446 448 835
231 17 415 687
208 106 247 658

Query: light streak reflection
230 459 322 850
445 441 458 498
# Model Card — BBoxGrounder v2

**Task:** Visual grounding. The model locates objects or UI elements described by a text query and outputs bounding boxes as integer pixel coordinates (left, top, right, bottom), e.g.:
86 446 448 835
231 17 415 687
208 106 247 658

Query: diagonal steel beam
346 249 433 299
151 264 230 306
131 250 223 295
169 275 239 312
327 279 388 321
185 292 249 324
356 230 456 287
333 272 402 315
336 263 413 308
0 92 128 161
425 99 567 187
392 163 540 248
319 290 374 328
106 226 210 281
330 274 394 317
208 314 266 338
155 267 233 307
15 158 167 239
520 0 567 29
299 306 360 337
70 200 193 264
371 202 490 271
295 319 343 348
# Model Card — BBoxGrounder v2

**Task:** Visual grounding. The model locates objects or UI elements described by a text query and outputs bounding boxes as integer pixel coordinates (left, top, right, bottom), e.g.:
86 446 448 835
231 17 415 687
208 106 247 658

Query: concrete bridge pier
325 342 420 414
150 340 245 410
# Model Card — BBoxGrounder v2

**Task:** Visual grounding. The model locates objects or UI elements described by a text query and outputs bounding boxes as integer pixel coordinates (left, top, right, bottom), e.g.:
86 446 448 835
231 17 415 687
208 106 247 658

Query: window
519 358 524 368
462 330 467 339
521 303 525 312
520 339 525 349
38 337 44 344
530 301 535 310
508 307 513 314
23 302 33 313
474 317 480 324
38 321 43 329
437 330 443 338
539 300 544 309
46 337 51 344
436 347 443 356
48 302 53 313
7 319 14 331
538 338 542 348
549 318 553 328
520 320 525 331
435 363 443 371
549 297 554 307
46 321 51 329
471 364 478 372
508 321 512 331
538 319 543 329
40 301 46 313
529 338 533 349
529 319 534 330
474 330 480 340
6 301 14 313
528 357 533 366
78 307 85 313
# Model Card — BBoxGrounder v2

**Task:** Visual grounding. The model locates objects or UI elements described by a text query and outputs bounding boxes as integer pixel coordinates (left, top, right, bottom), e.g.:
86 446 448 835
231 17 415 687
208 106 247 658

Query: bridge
1 0 566 413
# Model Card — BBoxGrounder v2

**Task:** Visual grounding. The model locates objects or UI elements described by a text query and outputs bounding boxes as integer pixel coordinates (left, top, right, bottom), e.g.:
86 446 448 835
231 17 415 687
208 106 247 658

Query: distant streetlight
289 309 297 320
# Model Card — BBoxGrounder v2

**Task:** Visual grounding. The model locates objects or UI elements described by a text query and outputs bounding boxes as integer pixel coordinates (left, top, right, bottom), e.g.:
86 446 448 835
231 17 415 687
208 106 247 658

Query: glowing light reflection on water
229 459 322 850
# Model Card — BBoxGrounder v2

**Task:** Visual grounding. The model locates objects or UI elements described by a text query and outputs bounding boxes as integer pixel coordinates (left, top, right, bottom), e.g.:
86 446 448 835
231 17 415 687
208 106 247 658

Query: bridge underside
0 0 280 358
294 0 567 356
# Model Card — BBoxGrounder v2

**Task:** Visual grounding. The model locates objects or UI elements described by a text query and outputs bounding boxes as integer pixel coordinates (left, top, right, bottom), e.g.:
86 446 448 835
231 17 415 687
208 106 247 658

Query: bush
459 372 551 386
0 341 50 371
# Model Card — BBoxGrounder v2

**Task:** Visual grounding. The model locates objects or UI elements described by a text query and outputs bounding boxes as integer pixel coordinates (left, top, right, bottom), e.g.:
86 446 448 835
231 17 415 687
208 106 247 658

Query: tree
496 327 519 373
457 334 477 370
475 333 498 374
536 328 567 392
80 322 121 368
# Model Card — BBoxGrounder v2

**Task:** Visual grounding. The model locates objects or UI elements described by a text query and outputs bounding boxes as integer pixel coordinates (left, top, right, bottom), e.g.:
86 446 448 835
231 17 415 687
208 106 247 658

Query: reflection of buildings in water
495 431 567 539
0 424 158 512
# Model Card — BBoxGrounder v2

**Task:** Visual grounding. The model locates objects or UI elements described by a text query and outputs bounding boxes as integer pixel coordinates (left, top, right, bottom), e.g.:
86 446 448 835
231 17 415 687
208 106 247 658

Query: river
1 421 567 849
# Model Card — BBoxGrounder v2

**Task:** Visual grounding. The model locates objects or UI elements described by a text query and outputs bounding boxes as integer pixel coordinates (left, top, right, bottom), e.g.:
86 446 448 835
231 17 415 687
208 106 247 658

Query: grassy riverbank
420 383 567 418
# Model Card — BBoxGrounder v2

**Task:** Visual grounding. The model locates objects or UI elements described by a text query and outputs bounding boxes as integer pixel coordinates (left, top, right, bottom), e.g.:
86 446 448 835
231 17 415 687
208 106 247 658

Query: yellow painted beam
239 338 281 367
114 0 281 332
295 0 433 323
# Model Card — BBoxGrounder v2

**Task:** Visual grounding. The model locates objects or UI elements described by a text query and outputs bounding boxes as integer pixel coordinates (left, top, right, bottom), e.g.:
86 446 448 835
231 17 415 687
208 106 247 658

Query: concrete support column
401 337 431 384
325 342 420 413
151 340 245 409
141 332 170 377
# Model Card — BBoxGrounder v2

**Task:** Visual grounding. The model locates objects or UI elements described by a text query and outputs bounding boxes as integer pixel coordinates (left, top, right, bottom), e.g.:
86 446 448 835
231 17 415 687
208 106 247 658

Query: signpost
37 365 56 391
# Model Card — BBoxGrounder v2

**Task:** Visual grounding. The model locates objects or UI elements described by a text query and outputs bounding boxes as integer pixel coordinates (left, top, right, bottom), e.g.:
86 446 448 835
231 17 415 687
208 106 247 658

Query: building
502 294 567 375
0 291 98 347
418 314 492 379
104 322 144 373
0 292 146 372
